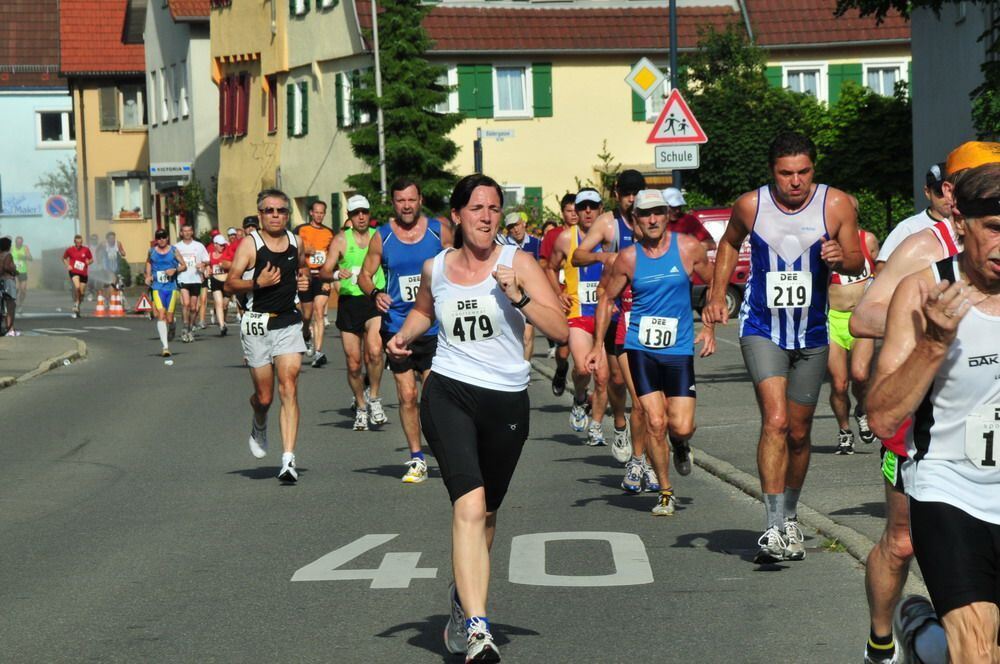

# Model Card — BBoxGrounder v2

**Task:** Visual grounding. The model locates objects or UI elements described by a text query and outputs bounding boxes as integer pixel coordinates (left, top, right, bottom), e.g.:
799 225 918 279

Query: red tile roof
169 0 211 22
750 0 909 47
0 0 64 87
355 1 907 53
60 0 146 75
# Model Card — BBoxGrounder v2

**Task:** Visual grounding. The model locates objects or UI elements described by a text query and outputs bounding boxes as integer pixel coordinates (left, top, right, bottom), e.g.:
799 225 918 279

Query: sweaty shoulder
731 190 759 230
888 227 948 271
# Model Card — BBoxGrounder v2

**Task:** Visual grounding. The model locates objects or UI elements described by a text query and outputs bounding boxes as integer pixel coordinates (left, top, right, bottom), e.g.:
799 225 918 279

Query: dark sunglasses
575 201 601 211
351 209 370 215
259 207 289 215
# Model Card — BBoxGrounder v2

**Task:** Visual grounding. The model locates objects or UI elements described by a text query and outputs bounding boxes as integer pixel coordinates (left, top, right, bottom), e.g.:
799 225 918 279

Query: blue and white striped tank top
739 184 830 350
624 233 694 356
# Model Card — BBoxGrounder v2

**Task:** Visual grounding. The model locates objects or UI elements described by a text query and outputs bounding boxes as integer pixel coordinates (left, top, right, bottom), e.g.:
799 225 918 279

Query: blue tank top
739 184 830 349
624 233 694 356
379 218 442 335
613 211 635 251
575 229 604 319
148 247 181 291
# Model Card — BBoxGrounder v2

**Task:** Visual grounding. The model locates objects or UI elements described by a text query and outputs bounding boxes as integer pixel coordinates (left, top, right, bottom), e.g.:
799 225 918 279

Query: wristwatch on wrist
511 293 531 309
370 287 383 299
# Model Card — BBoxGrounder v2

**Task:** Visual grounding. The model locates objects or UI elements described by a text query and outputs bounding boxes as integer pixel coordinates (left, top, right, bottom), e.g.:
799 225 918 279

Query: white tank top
430 245 530 391
902 255 1000 524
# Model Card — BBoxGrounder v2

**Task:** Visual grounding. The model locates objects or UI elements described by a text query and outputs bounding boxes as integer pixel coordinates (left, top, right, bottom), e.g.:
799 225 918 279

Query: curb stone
529 355 927 593
0 338 87 391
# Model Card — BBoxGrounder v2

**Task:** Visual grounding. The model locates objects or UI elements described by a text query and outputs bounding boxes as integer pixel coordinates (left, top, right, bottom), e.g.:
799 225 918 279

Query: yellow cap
945 141 1000 176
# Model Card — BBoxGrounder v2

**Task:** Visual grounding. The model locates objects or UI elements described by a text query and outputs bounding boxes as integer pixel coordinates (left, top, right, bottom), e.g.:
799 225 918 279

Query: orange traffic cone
109 292 125 317
94 294 108 317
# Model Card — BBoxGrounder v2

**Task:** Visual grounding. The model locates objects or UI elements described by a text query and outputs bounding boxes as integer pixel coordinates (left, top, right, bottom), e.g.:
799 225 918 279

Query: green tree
835 0 1000 138
35 156 79 220
815 81 912 234
347 0 462 216
679 27 827 205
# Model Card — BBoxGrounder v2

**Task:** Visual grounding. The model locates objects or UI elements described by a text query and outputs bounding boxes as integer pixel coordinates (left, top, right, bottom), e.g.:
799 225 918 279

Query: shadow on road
570 488 692 514
830 501 886 519
375 615 538 661
227 466 308 480
354 464 442 480
553 454 620 469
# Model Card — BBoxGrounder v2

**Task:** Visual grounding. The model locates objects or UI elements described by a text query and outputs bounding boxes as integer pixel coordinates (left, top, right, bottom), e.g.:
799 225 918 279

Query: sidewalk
0 335 86 390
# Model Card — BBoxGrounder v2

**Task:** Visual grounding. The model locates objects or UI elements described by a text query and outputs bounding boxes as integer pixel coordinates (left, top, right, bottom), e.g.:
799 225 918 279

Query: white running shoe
754 526 788 564
621 458 643 494
856 412 877 445
444 582 467 655
278 453 298 482
835 429 856 455
464 618 500 663
402 457 428 484
249 419 268 458
569 403 588 432
586 421 606 446
353 408 369 431
783 518 806 560
611 425 631 463
368 397 388 426
642 459 660 492
651 490 677 516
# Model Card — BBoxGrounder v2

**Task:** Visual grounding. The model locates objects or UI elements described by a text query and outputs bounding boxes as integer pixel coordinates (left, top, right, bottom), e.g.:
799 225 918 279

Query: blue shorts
625 350 696 399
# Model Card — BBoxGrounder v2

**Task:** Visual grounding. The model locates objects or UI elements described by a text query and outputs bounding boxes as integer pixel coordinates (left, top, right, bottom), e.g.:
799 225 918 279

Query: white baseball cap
226 227 238 236
504 212 524 227
574 190 602 206
347 195 371 213
212 234 227 246
661 188 686 208
634 189 668 211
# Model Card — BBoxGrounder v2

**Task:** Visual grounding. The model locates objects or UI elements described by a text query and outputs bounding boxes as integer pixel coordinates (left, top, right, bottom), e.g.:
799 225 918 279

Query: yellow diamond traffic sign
625 57 665 100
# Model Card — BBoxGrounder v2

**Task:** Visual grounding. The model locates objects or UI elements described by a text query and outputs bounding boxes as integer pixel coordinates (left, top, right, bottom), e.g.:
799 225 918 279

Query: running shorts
241 321 307 368
909 497 1000 617
739 334 828 406
382 329 437 374
420 371 529 512
626 350 696 399
336 294 381 334
828 309 855 351
208 277 227 293
880 447 906 492
69 272 88 284
297 276 331 304
16 273 27 283
152 289 178 313
180 282 202 297
605 318 620 357
568 316 595 335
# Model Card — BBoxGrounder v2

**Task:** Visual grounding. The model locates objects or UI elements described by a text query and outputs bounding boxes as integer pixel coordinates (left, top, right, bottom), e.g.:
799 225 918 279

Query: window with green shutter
828 63 862 104
95 177 112 218
350 70 361 126
475 65 493 119
532 63 552 118
299 80 309 135
286 83 295 136
335 73 345 128
456 64 493 119
330 193 342 229
99 87 119 130
765 66 782 89
524 186 543 215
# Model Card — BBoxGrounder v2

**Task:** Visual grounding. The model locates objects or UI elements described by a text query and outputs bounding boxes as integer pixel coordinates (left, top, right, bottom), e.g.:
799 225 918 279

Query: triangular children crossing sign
646 89 708 145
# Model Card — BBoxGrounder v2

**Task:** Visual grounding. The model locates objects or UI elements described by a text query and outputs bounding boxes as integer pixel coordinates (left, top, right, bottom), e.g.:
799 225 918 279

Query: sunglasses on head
575 201 601 211
260 207 289 215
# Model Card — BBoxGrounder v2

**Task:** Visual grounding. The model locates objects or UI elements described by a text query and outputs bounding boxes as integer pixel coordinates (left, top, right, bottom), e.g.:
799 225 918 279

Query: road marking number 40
291 532 653 588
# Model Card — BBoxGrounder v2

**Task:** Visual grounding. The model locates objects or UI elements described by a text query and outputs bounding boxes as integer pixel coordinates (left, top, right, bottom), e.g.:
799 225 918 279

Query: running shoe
368 397 388 426
5 329 21 337
168 320 176 341
621 458 643 494
304 340 315 359
893 595 941 664
586 421 606 446
465 618 500 663
311 352 328 368
642 459 660 492
161 348 172 357
249 418 268 458
611 425 631 464
783 518 806 560
754 527 788 564
856 412 877 445
546 346 556 359
835 429 855 455
220 325 228 337
350 387 372 413
72 304 80 318
863 643 900 664
353 408 369 431
444 582 467 655
672 440 693 476
551 366 567 397
197 321 207 330
402 457 428 484
651 489 676 516
278 453 298 482
569 402 588 432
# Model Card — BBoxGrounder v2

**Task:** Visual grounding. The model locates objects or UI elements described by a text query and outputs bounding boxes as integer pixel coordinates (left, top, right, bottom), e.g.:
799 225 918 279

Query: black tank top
244 230 301 330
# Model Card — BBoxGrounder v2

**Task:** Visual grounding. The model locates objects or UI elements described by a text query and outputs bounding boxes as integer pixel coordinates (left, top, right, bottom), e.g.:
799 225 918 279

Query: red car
689 207 750 318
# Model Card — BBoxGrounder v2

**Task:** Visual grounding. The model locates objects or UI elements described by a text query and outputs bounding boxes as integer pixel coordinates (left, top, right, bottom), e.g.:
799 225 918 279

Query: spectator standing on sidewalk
0 237 20 335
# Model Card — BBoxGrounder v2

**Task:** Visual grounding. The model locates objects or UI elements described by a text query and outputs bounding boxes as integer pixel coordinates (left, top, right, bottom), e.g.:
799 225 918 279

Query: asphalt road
2 306 875 663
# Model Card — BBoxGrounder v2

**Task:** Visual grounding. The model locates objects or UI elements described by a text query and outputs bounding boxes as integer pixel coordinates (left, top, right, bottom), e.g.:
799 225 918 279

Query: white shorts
241 322 307 368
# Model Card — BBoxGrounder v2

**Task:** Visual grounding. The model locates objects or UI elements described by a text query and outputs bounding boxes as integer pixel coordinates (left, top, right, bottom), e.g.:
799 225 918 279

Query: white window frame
501 184 525 206
862 60 908 97
111 175 145 220
148 71 158 126
293 0 307 15
292 80 305 137
642 61 672 121
35 110 74 148
431 65 459 114
159 67 171 122
782 62 828 103
178 61 190 118
320 0 336 6
341 70 372 127
492 64 533 119
170 64 180 118
119 84 146 129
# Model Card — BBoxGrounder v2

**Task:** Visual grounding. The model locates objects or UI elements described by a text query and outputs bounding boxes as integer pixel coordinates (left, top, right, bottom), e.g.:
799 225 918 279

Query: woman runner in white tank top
387 175 567 663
